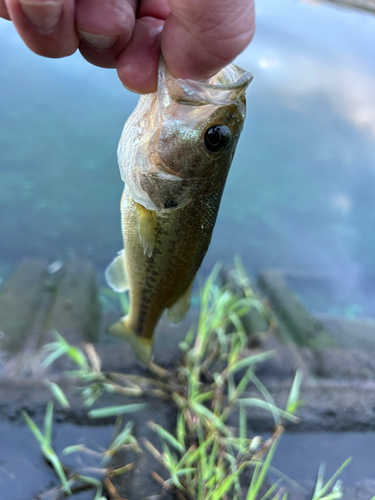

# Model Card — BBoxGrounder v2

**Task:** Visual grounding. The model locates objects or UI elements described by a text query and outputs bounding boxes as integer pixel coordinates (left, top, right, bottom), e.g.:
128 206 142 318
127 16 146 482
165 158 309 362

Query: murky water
0 422 113 500
272 431 375 492
1 421 375 499
1 0 375 315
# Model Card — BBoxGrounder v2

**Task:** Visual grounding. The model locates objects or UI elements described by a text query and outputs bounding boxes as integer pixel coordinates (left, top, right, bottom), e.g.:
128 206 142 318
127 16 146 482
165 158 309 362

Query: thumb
161 0 255 81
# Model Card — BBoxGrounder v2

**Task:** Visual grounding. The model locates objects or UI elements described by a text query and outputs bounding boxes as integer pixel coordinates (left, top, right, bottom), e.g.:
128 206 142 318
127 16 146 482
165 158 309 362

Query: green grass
23 402 71 495
23 403 141 499
24 259 350 500
142 263 305 499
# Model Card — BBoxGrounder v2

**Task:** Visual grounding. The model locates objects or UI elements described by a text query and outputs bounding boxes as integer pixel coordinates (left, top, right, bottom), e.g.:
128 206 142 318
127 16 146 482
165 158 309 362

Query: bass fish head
118 59 253 212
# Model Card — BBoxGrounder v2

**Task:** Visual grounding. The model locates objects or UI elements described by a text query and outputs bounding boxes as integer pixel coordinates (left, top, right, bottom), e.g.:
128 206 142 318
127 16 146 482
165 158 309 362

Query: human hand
0 0 255 93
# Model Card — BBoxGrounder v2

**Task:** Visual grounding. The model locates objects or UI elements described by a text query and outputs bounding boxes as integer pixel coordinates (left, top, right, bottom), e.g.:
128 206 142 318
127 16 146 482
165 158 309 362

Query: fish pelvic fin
105 250 129 293
136 202 155 258
108 317 152 365
167 282 193 325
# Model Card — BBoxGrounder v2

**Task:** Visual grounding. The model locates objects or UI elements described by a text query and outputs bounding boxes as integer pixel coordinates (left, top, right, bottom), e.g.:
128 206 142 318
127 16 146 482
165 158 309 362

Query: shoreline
304 0 375 14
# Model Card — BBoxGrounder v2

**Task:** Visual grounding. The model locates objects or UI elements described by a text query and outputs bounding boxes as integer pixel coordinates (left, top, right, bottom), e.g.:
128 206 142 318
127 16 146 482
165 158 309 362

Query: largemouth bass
106 59 253 364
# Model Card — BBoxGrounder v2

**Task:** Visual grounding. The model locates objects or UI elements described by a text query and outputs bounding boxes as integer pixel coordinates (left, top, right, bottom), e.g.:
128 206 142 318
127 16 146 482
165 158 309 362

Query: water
272 431 375 492
1 421 375 498
1 0 375 315
0 421 113 500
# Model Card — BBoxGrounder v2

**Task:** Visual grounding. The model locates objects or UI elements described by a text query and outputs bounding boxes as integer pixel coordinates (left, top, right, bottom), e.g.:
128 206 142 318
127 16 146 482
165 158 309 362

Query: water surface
1 0 375 315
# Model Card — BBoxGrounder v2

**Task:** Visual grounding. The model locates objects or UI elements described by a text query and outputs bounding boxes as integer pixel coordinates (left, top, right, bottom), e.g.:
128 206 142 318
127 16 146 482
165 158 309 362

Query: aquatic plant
142 263 301 499
42 329 170 408
23 402 142 499
311 461 352 500
25 261 350 499
23 402 72 495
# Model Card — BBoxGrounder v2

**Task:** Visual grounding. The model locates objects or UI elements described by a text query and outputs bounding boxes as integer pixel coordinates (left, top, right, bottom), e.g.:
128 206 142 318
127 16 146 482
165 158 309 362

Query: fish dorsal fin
167 283 193 324
105 250 129 293
136 202 155 258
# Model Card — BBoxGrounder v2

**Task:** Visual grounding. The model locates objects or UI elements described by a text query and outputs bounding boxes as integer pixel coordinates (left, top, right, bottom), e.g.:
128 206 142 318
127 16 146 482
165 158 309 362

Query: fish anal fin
136 203 155 258
105 250 129 293
167 283 193 325
108 316 152 365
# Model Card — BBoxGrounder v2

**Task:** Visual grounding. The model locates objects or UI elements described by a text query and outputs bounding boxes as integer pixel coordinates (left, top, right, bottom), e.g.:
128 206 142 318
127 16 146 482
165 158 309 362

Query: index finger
0 0 10 19
4 0 78 58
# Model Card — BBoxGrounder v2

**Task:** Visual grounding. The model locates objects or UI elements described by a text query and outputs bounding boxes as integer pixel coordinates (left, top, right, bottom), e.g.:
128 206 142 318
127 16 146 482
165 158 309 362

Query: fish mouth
158 57 254 108
209 65 254 90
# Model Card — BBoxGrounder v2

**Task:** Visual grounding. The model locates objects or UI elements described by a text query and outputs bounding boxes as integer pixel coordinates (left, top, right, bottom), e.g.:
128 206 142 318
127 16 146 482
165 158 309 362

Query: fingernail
19 0 63 31
78 31 118 50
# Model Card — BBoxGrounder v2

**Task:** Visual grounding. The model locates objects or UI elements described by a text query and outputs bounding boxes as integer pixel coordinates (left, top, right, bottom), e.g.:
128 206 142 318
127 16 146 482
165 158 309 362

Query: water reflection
0 0 375 315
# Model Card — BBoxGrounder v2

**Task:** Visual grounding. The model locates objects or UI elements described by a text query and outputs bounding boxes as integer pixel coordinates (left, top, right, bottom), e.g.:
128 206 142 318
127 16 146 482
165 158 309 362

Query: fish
106 58 253 365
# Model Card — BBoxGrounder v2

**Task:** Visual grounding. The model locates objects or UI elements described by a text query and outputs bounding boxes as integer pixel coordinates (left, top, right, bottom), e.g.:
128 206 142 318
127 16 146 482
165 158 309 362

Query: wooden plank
0 259 49 352
318 315 375 351
258 270 334 348
44 259 100 344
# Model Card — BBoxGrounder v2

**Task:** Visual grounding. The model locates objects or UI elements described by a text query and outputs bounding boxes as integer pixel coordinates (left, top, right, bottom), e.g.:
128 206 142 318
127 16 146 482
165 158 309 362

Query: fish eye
204 125 231 153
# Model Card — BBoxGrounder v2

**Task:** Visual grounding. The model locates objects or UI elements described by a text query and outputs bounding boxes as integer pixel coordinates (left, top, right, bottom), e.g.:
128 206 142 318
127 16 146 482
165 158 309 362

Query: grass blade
66 346 88 367
22 411 45 446
42 444 71 494
191 402 232 436
62 444 87 456
41 345 69 369
149 421 185 453
44 401 54 445
286 370 303 414
312 458 351 499
44 380 70 409
228 351 276 375
238 398 300 423
246 437 280 500
248 372 280 425
88 403 148 419
313 463 325 497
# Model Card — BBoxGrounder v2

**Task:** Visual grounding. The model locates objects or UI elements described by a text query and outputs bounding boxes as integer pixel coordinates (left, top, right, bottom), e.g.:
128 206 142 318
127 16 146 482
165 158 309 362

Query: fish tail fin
108 316 152 366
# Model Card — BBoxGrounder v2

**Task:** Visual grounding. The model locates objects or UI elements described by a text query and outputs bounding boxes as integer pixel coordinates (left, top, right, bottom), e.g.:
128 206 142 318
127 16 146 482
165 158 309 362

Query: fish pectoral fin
105 250 129 293
108 317 153 366
167 282 193 325
136 202 155 258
